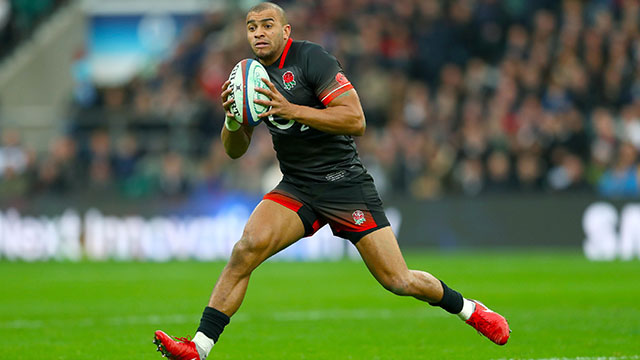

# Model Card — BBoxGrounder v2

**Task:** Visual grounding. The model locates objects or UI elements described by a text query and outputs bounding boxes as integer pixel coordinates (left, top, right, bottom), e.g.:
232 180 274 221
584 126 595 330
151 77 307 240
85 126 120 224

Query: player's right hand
221 80 242 132
221 80 235 120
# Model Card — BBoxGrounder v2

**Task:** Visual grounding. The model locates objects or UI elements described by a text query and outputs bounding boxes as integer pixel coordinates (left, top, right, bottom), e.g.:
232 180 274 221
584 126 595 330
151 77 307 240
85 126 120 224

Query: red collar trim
278 38 293 69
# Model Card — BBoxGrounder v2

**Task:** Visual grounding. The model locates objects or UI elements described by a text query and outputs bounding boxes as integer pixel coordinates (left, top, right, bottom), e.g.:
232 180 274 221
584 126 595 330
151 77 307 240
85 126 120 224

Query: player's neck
258 39 289 67
258 56 278 67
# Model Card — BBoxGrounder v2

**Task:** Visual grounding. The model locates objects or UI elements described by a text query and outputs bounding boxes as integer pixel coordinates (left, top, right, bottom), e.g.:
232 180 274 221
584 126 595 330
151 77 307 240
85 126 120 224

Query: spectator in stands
598 142 640 197
113 133 141 181
156 152 190 197
85 131 114 191
0 129 27 179
484 150 515 193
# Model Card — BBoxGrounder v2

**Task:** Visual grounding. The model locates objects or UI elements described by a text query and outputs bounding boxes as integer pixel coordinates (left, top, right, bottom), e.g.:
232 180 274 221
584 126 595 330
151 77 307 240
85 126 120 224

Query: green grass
1 251 639 359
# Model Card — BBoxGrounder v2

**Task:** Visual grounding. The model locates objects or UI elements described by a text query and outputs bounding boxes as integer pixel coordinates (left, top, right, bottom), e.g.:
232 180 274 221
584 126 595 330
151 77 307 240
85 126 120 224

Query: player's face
246 9 290 65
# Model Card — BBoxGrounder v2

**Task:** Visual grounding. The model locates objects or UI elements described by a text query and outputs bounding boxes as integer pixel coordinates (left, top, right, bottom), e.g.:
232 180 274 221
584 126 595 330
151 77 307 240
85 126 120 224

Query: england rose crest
352 210 366 225
282 71 296 90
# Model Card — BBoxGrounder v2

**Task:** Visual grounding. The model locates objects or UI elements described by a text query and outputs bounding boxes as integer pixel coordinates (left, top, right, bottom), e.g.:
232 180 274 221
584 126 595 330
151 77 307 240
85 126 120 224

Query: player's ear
283 24 291 40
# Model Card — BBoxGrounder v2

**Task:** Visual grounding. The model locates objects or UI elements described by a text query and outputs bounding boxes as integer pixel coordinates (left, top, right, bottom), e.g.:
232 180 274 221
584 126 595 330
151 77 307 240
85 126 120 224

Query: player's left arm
255 79 365 136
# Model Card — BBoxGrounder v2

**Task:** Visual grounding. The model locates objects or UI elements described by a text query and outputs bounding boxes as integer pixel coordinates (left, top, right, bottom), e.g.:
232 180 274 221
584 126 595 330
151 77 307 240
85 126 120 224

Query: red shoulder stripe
278 38 293 69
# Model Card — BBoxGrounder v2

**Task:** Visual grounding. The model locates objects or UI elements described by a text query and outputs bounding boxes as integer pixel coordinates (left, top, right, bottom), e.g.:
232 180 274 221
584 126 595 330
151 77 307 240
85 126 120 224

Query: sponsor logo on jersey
352 210 366 225
282 70 296 90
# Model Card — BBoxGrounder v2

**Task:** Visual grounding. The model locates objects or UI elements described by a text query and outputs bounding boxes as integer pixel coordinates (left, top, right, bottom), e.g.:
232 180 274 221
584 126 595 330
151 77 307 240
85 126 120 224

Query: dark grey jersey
262 39 366 183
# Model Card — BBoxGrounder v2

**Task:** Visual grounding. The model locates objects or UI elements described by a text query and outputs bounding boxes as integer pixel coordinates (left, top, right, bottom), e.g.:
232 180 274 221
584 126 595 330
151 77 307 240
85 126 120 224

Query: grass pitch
1 250 639 359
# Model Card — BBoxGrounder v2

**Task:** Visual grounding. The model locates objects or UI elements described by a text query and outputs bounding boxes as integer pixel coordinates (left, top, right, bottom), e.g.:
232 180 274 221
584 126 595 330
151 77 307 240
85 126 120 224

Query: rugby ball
227 59 271 126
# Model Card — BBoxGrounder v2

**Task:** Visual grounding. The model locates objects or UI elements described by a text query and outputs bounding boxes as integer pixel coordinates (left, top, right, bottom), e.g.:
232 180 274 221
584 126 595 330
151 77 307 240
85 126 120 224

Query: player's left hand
254 78 298 120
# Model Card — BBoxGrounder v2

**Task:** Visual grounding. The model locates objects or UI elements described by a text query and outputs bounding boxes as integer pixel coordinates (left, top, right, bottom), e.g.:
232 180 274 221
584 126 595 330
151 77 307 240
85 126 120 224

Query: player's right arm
220 80 254 159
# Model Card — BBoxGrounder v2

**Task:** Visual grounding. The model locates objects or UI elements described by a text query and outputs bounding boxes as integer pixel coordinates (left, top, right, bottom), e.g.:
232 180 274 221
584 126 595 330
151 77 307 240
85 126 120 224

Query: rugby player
154 3 510 359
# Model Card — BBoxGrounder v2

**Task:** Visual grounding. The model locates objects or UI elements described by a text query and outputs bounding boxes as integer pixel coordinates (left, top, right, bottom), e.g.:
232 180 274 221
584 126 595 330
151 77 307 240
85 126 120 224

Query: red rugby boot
153 330 201 360
465 300 511 345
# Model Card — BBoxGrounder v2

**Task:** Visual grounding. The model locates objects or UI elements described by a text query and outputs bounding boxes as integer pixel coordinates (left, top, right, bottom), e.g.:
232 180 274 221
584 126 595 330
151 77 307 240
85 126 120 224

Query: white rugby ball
227 59 271 127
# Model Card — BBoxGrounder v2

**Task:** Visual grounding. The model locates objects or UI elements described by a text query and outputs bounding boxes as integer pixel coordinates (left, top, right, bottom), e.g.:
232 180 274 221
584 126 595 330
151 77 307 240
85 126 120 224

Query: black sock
429 280 464 314
197 306 230 343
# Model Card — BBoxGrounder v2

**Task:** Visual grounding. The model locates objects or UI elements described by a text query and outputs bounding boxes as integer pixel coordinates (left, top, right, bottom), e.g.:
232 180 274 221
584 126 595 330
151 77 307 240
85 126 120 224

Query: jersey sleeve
305 43 354 106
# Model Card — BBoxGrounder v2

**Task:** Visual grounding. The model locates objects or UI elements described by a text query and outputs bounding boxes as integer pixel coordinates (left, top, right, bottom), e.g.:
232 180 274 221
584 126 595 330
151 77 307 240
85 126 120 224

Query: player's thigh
237 199 306 261
355 226 410 286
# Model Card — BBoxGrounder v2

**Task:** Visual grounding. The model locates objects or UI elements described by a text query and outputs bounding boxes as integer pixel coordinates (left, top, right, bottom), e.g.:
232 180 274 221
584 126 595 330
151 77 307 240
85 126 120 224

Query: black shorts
263 173 390 244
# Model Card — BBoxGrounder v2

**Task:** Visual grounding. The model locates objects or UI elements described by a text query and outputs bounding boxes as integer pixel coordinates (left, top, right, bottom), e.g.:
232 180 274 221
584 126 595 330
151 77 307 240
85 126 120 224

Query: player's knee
380 273 412 296
229 228 274 268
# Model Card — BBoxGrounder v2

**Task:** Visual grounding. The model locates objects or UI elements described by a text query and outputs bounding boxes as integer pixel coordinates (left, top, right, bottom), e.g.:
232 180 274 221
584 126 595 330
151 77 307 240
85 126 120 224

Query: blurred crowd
0 0 69 59
2 0 640 201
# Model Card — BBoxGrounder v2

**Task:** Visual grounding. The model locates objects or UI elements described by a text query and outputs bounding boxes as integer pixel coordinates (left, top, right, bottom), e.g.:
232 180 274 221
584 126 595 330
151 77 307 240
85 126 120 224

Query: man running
154 3 510 359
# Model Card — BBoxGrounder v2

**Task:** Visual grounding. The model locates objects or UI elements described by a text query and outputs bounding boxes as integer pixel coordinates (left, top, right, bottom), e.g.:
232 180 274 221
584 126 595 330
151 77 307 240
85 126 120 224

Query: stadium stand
1 0 639 201
0 0 70 59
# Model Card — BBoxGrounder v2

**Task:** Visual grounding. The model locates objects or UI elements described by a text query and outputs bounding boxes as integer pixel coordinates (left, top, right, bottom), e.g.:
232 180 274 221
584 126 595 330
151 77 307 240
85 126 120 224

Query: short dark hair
247 2 288 25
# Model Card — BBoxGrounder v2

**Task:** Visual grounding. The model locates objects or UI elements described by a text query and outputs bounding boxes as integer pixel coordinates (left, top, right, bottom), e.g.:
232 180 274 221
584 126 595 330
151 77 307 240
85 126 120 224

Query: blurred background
0 0 638 261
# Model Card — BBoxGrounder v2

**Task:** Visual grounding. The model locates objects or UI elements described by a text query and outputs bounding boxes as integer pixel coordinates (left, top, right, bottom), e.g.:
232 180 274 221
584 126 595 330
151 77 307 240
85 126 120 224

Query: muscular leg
355 226 511 345
208 199 305 316
355 226 443 303
154 200 307 359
